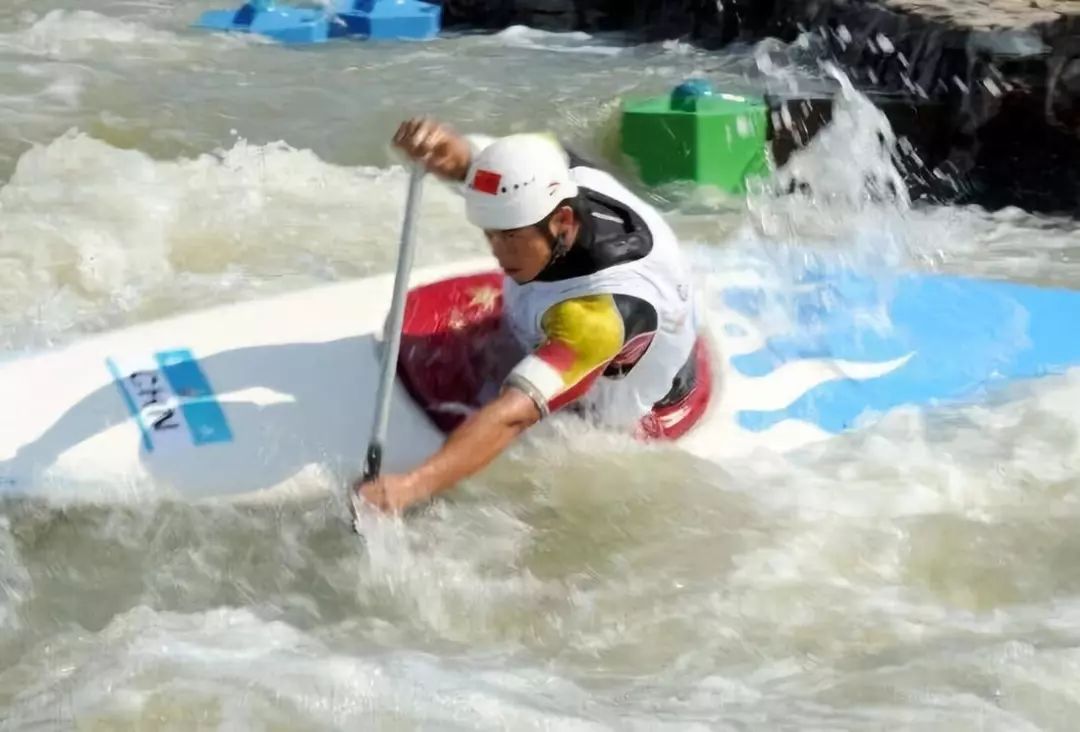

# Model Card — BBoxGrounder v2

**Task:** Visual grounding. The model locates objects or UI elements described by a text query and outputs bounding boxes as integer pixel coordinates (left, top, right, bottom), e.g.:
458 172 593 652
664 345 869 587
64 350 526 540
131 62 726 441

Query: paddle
352 165 425 523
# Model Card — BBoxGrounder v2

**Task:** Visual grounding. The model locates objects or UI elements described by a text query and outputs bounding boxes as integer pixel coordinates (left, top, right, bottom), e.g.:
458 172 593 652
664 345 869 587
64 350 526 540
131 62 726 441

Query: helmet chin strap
532 208 572 280
521 201 581 282
533 229 567 280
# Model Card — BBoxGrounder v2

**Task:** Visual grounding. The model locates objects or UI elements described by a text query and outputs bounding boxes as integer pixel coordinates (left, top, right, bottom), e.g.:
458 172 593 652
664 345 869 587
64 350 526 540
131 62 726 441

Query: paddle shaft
362 167 425 482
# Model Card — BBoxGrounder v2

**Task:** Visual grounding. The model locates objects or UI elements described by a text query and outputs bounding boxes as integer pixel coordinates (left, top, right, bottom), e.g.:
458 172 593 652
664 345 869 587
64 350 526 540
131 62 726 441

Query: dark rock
435 0 726 37
431 0 1080 215
787 2 1080 213
766 91 962 203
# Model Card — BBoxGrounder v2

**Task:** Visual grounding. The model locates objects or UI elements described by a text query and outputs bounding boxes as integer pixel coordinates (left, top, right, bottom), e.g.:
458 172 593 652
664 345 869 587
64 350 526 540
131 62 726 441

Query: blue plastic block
194 1 336 44
336 0 441 40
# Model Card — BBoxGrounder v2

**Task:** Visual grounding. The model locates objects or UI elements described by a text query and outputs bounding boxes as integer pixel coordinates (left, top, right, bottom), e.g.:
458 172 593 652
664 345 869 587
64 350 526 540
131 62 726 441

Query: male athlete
354 117 710 513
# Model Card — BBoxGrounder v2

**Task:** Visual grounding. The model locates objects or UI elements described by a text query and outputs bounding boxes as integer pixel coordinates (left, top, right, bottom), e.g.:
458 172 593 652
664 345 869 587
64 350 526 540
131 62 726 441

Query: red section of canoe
397 272 519 434
397 271 713 440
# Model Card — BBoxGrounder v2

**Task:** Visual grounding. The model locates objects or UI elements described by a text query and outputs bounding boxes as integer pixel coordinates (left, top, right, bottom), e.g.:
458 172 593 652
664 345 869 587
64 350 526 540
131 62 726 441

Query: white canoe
4 252 1080 504
0 258 485 503
0 256 755 504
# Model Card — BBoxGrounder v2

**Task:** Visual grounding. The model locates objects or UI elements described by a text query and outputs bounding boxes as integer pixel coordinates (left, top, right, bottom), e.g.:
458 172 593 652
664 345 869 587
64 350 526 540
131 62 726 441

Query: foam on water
5 390 1080 729
1 605 624 730
493 26 628 57
0 516 31 636
0 9 205 62
0 130 485 349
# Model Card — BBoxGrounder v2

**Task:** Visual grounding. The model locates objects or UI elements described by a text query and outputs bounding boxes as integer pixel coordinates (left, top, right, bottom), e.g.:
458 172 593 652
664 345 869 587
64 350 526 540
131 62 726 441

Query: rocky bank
436 0 1080 215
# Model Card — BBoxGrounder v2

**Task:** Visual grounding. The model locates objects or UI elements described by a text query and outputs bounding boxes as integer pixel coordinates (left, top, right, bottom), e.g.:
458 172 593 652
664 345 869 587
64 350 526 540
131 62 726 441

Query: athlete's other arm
355 387 540 513
354 297 623 514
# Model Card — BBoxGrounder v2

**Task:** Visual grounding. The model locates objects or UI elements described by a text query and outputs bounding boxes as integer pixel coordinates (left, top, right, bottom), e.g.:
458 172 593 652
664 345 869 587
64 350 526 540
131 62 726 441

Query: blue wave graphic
724 265 1080 434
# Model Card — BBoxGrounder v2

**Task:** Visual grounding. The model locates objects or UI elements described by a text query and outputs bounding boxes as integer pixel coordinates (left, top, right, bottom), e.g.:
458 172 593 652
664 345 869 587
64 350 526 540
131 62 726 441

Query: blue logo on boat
155 349 233 446
107 348 232 452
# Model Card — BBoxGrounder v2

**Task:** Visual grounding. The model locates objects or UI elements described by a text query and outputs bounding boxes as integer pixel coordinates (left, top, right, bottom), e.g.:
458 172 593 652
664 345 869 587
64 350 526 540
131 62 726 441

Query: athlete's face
483 206 576 284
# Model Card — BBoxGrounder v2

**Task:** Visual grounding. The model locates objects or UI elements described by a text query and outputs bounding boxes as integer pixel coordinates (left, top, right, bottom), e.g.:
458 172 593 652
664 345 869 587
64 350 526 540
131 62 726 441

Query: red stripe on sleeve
534 339 577 373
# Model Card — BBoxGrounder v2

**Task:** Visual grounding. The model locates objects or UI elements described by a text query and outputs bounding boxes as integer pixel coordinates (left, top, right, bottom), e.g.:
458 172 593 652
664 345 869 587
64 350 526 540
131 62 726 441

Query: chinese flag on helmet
472 169 502 195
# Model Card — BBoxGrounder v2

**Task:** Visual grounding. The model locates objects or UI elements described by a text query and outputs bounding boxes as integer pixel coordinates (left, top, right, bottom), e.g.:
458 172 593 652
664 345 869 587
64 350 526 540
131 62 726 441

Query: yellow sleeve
505 295 624 415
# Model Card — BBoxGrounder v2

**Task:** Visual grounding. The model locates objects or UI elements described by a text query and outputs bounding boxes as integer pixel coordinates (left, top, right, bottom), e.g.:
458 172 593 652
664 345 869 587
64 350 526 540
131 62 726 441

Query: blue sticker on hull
107 348 233 452
155 349 233 445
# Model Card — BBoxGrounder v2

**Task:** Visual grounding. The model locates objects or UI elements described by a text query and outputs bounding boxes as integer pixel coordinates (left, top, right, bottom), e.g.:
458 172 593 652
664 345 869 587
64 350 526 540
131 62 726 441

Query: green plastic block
620 85 770 193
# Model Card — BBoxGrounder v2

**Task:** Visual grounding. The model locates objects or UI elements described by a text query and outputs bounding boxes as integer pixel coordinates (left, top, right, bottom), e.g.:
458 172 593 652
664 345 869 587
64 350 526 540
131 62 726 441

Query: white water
3 3 1080 730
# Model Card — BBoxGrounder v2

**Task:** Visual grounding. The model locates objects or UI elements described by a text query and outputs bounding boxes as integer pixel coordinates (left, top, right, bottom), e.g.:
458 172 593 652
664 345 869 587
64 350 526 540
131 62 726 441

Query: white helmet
463 134 579 231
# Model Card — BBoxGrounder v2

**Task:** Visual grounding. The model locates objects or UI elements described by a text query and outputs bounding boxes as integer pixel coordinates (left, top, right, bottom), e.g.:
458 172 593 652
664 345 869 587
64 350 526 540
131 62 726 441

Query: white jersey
502 166 699 428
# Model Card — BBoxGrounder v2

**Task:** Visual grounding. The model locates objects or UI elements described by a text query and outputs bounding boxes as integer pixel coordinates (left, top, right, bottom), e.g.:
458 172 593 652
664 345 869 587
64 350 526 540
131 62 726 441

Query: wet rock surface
434 0 1080 215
